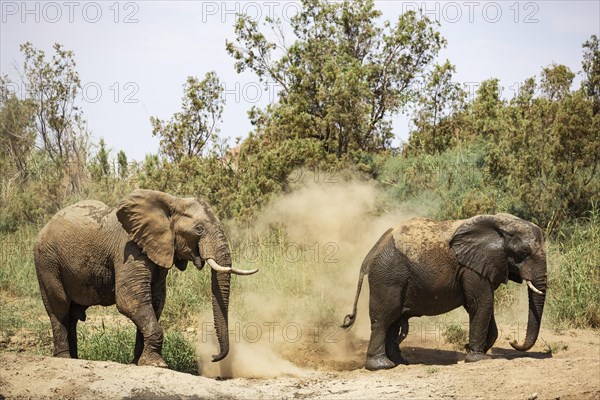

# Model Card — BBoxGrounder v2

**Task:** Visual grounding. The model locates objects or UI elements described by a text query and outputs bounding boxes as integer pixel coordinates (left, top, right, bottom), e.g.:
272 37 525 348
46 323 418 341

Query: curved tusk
206 259 259 275
231 267 259 276
207 258 231 273
526 280 544 295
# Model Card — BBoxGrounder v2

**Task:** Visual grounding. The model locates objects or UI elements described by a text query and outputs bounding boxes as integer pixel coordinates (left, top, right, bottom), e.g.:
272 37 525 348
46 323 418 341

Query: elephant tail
341 267 366 329
342 250 374 329
342 228 394 330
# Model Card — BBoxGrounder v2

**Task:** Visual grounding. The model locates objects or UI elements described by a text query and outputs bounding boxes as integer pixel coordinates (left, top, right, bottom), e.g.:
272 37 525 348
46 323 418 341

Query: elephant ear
116 189 175 269
449 215 508 285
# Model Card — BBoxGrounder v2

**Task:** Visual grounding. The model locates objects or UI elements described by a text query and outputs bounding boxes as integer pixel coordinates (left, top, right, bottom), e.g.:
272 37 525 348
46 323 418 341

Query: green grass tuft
443 323 467 350
78 322 135 364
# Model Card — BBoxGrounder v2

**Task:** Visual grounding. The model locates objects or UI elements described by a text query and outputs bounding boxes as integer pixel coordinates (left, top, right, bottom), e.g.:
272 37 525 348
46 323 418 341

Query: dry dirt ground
1 326 599 400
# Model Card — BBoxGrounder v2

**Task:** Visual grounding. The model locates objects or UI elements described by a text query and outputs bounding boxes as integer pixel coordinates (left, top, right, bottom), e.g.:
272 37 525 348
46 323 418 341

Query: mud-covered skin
343 214 547 371
34 190 234 367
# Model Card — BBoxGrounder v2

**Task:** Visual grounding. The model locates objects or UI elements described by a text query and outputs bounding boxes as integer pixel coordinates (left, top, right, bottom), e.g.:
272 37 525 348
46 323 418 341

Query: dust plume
194 173 424 378
196 310 309 379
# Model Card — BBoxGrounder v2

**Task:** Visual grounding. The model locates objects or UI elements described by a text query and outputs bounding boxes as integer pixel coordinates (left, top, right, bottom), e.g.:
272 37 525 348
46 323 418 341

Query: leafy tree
20 43 88 163
227 0 445 158
469 78 504 139
407 61 466 154
403 38 599 232
0 77 36 183
540 63 575 101
85 139 136 203
137 154 173 193
90 138 111 181
582 35 600 115
19 42 89 195
485 79 599 230
151 72 224 163
117 150 128 179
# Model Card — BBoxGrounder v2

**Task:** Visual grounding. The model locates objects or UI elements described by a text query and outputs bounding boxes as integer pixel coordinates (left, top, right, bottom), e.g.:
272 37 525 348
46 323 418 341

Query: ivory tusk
207 258 231 272
231 267 259 276
526 280 544 295
207 259 259 275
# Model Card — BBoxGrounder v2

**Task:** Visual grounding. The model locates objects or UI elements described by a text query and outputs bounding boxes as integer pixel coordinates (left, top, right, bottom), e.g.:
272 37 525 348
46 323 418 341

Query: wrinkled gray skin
34 189 243 367
343 214 547 371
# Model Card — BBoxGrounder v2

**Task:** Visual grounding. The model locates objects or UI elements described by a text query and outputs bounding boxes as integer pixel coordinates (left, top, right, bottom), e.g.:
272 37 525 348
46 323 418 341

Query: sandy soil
1 326 598 400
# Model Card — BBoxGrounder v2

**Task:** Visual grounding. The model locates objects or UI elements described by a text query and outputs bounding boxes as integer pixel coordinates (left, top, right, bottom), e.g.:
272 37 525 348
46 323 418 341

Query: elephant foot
54 350 71 358
465 352 490 363
365 355 396 371
138 351 168 368
392 354 409 366
388 350 409 366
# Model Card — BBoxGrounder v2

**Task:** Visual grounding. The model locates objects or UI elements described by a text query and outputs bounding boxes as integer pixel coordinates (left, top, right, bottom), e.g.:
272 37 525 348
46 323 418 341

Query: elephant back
36 200 118 255
392 218 465 266
54 200 111 225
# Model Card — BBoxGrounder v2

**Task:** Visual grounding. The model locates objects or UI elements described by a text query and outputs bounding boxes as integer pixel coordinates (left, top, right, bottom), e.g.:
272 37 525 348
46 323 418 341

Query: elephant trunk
200 230 232 362
211 268 230 362
510 276 546 351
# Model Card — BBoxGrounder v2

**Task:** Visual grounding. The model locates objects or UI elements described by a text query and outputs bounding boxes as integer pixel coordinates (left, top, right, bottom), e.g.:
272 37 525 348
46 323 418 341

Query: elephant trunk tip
341 313 356 329
212 349 229 362
509 340 535 352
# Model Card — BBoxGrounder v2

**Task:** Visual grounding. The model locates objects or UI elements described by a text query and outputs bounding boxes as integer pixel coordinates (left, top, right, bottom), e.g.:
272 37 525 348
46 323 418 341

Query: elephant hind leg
386 317 409 366
67 303 88 358
366 292 404 370
398 317 409 344
37 265 71 357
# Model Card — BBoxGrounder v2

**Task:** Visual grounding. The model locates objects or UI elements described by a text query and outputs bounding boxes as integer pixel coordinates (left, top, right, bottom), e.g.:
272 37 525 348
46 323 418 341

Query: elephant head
116 189 257 362
450 213 547 352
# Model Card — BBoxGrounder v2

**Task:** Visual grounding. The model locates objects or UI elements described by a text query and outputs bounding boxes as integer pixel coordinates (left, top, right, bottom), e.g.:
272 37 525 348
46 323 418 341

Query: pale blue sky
1 1 599 160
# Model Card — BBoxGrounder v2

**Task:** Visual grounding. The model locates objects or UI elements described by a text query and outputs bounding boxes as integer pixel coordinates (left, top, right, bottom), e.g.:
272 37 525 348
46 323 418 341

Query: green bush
377 143 492 220
163 331 198 375
547 208 600 328
443 323 467 350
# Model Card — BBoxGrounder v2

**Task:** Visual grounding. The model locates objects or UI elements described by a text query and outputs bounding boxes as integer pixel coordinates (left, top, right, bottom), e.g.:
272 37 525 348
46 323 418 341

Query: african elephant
34 189 257 367
342 213 547 371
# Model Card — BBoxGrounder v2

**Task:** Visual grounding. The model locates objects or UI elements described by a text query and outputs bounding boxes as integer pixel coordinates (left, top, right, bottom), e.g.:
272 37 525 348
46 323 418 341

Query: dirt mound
1 327 598 399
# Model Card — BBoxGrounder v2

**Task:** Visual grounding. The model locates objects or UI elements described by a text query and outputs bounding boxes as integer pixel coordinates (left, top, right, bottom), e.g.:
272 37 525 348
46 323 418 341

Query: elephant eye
195 224 204 234
513 249 528 263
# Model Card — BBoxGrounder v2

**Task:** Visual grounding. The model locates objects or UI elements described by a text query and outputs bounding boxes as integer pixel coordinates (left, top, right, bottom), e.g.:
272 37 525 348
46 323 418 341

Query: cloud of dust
196 175 424 378
196 310 309 379
192 176 540 375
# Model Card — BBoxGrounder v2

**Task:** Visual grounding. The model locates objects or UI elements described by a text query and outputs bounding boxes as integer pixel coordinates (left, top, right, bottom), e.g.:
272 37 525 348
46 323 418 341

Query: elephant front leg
132 271 167 365
462 271 494 363
116 261 168 368
484 314 498 354
138 321 167 368
119 301 166 368
132 330 144 365
464 309 492 362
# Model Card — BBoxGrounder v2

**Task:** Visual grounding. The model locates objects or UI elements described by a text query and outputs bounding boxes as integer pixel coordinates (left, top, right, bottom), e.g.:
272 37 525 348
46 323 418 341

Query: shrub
443 323 467 350
547 208 600 328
